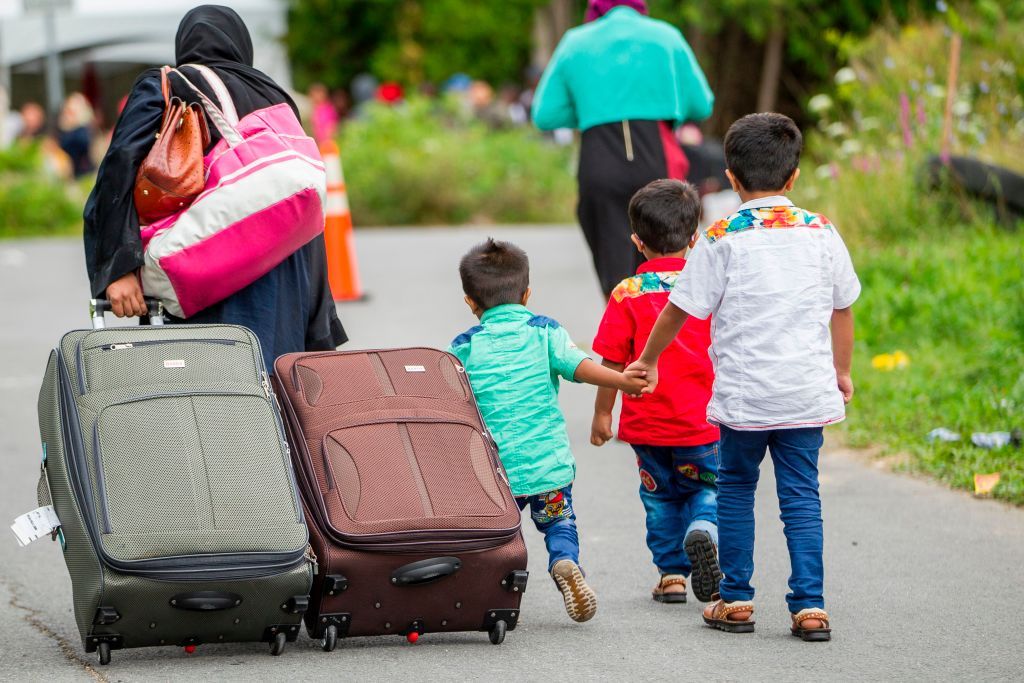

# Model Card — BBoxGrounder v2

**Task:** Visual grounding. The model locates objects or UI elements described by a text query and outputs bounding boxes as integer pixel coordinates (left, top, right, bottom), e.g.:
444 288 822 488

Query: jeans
717 425 825 612
516 485 579 572
632 443 719 576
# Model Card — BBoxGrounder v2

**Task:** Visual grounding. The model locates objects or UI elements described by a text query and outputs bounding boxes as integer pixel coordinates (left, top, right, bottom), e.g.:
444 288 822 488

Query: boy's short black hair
459 238 530 311
724 113 803 192
628 179 702 254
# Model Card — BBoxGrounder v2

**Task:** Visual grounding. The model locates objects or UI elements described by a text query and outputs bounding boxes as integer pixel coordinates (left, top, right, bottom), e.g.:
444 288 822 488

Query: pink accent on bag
140 67 327 318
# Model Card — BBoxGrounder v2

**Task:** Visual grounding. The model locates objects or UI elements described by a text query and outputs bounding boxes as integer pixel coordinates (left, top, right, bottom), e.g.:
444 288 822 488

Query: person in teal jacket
532 0 714 296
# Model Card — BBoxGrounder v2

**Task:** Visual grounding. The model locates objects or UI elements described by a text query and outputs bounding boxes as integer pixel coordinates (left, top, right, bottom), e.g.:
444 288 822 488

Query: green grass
793 6 1024 503
840 228 1024 503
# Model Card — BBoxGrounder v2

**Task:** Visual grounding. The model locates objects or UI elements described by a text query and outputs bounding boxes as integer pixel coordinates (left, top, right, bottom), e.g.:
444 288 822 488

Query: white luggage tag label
404 365 426 373
10 505 61 547
164 359 186 368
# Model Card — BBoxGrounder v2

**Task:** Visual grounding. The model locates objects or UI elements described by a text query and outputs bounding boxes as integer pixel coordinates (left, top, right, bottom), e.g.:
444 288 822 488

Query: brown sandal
791 608 831 642
652 574 687 603
701 594 754 633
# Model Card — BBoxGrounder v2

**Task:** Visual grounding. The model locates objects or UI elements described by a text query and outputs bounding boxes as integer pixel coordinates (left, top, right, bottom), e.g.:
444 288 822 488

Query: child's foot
651 574 687 603
684 529 722 602
550 560 598 623
791 609 831 642
702 595 755 633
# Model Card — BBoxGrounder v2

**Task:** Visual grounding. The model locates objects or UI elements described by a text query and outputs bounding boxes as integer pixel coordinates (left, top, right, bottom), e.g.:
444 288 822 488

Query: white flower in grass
834 67 858 85
815 164 834 180
807 94 833 114
952 100 971 117
840 139 863 156
825 122 849 138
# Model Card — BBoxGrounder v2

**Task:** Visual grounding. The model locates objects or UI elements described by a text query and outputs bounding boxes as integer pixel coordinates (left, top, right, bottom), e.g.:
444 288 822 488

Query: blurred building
0 0 290 126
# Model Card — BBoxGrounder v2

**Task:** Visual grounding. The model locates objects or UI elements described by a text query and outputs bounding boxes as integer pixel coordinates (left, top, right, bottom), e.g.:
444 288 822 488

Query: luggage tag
10 505 61 547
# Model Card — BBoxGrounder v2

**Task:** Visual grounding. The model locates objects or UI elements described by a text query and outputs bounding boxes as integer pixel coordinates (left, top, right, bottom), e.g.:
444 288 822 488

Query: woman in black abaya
84 5 346 369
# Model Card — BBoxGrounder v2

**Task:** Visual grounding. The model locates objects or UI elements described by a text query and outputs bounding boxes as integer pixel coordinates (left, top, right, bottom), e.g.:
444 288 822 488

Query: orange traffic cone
320 140 363 301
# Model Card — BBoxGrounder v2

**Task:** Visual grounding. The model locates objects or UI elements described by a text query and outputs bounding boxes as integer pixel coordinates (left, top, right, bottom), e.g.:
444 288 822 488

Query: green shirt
448 305 589 497
532 6 714 132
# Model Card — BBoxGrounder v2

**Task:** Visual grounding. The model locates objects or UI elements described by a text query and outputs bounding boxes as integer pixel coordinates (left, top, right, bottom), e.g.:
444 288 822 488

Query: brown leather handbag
134 67 210 225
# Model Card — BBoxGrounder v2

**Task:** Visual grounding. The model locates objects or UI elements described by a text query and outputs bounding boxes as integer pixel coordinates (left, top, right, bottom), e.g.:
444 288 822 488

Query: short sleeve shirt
669 196 861 430
448 304 588 496
592 257 718 446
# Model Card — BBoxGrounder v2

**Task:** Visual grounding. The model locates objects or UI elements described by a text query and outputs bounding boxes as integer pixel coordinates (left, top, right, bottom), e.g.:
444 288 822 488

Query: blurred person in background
57 92 96 177
309 82 339 144
18 102 47 142
532 0 714 297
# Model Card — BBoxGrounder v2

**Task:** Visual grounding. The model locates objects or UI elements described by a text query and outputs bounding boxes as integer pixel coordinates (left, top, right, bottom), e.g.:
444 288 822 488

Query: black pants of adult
578 119 688 297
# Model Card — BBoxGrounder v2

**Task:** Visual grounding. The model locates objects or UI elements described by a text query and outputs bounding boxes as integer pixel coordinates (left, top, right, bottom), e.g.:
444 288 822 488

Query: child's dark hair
628 179 701 254
724 113 803 192
459 238 530 311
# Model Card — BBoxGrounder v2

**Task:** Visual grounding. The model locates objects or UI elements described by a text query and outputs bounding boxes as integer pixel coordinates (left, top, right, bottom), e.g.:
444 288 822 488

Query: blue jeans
632 443 719 576
516 485 579 572
717 425 825 612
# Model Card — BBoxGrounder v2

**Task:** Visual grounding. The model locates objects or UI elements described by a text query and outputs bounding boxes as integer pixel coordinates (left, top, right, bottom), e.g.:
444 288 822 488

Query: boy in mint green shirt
449 238 646 623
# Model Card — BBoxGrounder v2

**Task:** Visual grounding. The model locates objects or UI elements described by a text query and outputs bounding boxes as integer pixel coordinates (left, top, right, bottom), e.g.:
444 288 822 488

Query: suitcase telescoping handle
390 557 462 587
90 297 165 329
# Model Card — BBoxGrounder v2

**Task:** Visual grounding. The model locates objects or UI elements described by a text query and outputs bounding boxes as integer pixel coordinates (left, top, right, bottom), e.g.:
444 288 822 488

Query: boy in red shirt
591 179 722 604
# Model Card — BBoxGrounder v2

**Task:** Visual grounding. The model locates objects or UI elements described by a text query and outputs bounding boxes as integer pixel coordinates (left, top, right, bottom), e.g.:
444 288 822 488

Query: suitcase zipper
75 330 257 394
96 338 238 351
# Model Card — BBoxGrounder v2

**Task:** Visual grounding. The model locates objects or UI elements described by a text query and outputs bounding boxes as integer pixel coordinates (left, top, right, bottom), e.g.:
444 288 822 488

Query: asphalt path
1 227 1022 682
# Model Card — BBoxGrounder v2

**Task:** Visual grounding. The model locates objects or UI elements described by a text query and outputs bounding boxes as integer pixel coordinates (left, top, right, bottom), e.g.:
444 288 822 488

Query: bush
794 9 1024 503
0 143 82 238
339 97 576 225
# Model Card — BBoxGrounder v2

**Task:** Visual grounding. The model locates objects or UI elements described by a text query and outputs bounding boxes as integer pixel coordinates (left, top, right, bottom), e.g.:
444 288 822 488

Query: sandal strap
792 609 830 627
713 599 754 619
658 575 686 588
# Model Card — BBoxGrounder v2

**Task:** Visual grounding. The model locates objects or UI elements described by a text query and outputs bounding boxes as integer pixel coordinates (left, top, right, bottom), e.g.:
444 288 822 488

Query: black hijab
171 5 299 130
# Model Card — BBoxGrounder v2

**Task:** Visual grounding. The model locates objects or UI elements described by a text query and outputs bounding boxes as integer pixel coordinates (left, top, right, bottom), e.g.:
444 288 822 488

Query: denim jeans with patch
632 442 720 576
717 425 825 612
516 484 579 572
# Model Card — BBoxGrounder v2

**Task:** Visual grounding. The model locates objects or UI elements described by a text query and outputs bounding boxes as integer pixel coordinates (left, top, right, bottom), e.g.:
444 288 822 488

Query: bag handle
184 64 240 126
166 67 243 147
159 66 171 106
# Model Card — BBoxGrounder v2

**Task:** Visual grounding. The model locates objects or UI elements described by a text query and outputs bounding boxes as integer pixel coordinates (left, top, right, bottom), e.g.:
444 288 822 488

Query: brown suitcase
272 348 529 650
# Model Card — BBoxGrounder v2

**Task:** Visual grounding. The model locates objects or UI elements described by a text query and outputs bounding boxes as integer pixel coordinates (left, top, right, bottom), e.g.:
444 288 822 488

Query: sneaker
550 560 598 622
684 529 722 602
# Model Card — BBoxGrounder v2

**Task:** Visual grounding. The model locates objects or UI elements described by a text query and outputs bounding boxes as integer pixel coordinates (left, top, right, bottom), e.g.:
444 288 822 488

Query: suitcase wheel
321 624 338 652
488 620 507 645
269 631 287 656
97 642 111 666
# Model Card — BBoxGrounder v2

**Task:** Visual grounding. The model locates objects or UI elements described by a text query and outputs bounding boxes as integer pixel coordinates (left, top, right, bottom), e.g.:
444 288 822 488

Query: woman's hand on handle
106 272 147 318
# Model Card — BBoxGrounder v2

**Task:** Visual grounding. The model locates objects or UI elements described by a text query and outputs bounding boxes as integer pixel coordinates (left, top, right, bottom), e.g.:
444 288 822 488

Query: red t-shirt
592 257 718 447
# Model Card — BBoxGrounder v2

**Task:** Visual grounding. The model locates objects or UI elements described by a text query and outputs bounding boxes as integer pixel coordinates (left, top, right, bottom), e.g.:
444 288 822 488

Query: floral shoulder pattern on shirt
610 271 680 302
704 206 834 244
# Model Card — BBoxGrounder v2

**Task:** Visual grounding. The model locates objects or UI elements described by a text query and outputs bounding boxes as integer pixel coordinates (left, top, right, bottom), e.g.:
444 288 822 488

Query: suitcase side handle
390 557 462 587
90 298 165 329
169 591 243 611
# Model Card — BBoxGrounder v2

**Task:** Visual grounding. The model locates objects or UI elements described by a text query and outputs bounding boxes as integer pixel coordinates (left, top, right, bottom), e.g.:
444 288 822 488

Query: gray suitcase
35 300 313 665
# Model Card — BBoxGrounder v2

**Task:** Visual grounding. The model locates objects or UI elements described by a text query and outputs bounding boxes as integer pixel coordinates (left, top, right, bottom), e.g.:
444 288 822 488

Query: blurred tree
287 0 547 91
286 0 396 91
649 0 938 131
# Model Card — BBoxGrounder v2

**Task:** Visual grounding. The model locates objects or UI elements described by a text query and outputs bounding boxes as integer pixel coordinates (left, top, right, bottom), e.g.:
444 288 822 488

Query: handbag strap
184 64 240 126
159 66 171 106
166 67 243 147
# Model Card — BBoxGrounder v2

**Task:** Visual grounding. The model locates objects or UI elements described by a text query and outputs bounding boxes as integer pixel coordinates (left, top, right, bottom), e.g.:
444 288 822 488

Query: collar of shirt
737 195 793 211
637 256 685 274
480 303 532 324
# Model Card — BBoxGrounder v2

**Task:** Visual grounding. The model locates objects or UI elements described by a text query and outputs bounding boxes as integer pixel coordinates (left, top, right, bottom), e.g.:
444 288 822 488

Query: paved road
1 228 1022 682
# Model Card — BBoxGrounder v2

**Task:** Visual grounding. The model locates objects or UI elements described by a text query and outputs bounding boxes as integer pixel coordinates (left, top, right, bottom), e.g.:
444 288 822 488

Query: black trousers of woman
577 119 688 297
